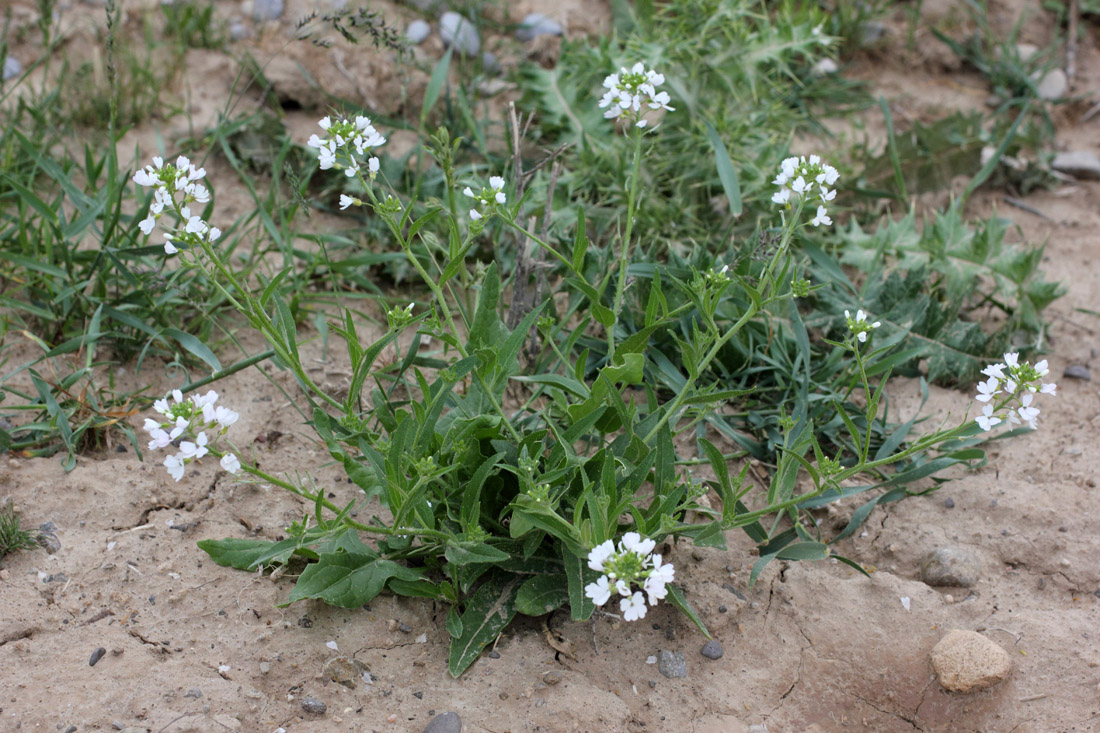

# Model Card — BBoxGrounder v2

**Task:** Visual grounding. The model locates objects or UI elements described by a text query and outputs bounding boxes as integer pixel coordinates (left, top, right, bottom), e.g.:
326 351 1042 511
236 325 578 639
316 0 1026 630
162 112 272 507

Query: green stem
608 127 645 363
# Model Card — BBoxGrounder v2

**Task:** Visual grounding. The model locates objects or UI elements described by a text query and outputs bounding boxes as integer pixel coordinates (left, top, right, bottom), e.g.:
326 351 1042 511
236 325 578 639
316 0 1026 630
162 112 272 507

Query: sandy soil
2 0 1100 731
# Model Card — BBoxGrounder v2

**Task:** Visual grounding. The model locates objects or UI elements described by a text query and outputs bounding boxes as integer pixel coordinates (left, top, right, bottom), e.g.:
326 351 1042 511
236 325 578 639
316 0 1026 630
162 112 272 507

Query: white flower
1017 393 1040 429
620 532 656 557
975 403 1001 432
1040 382 1057 395
164 454 186 482
598 62 674 126
620 591 647 621
975 376 1000 403
368 157 380 174
584 575 611 606
771 188 791 205
469 209 482 221
139 216 156 235
811 205 832 228
219 453 241 474
339 194 357 210
164 238 179 255
178 431 209 460
981 363 1006 380
587 540 615 572
1034 359 1049 377
644 554 674 605
214 406 239 428
147 429 172 450
1003 352 1019 369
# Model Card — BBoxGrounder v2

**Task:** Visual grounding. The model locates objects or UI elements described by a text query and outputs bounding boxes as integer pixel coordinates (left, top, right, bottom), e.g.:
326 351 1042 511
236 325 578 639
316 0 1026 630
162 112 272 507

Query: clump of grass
0 498 38 564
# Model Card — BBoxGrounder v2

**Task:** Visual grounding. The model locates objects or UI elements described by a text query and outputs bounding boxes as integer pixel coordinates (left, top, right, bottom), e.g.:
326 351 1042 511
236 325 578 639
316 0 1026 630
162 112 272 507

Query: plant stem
608 127 644 363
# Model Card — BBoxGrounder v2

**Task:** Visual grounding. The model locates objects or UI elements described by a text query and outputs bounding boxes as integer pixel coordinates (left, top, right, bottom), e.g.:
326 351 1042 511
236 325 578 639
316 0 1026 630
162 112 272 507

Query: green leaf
198 538 290 570
286 554 422 608
162 328 221 372
665 585 711 639
704 120 742 217
446 605 463 638
562 546 597 621
444 542 512 566
448 571 521 677
515 573 569 616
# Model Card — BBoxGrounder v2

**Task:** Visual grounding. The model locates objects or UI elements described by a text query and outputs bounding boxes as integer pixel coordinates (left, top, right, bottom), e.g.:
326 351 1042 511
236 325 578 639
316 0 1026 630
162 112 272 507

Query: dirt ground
2 0 1100 731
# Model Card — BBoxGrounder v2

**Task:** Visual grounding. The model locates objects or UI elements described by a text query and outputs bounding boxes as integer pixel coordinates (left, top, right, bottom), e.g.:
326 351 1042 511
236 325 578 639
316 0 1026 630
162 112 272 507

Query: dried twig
1003 196 1054 221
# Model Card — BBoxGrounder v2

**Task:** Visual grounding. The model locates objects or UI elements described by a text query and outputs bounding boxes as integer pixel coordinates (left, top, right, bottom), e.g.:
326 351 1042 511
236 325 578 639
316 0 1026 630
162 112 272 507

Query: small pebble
2 56 21 81
259 661 271 675
657 650 687 679
481 51 501 76
700 640 724 660
920 546 982 588
488 650 500 659
944 497 955 509
648 680 656 689
1034 68 1067 100
515 12 563 41
439 12 480 56
413 691 424 699
300 697 326 715
421 711 462 733
718 605 728 613
542 670 562 685
184 688 202 699
252 0 283 22
1063 364 1092 381
930 630 1012 692
89 647 107 667
405 19 431 45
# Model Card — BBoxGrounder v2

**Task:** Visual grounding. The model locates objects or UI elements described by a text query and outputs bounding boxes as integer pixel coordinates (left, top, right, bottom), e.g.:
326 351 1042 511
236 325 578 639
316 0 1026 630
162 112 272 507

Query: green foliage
0 498 38 564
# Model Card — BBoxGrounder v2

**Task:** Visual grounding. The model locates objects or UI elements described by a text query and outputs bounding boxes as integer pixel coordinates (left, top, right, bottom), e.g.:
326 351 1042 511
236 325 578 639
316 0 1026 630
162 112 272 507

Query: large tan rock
930 630 1012 692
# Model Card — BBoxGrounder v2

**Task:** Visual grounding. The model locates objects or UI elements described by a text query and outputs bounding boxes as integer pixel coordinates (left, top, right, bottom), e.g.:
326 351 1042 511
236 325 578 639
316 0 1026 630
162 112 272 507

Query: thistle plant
128 61 1057 678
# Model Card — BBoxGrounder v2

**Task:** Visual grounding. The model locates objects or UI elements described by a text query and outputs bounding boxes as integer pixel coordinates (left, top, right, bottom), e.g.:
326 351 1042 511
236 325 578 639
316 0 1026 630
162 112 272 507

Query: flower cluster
143 389 241 481
973 353 1056 431
307 115 385 179
844 309 880 343
584 533 675 622
132 156 220 254
771 155 839 227
463 176 507 221
598 62 674 128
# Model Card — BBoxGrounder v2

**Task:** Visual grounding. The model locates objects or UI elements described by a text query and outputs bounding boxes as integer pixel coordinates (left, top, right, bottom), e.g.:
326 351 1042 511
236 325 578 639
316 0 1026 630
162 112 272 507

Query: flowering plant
129 59 1056 679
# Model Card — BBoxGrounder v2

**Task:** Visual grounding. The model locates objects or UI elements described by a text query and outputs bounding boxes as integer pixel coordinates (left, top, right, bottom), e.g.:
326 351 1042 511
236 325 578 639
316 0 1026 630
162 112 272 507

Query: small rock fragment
439 12 480 56
252 0 283 22
89 647 107 666
229 19 250 41
920 546 981 588
37 522 61 554
1015 43 1039 61
323 656 370 689
930 629 1012 692
421 711 462 733
516 13 563 41
700 640 724 660
3 57 22 81
542 670 562 685
300 697 327 715
406 19 431 45
1034 68 1067 100
657 650 687 679
184 688 203 699
944 497 955 509
1052 153 1100 181
259 661 271 675
481 51 501 75
1063 364 1092 380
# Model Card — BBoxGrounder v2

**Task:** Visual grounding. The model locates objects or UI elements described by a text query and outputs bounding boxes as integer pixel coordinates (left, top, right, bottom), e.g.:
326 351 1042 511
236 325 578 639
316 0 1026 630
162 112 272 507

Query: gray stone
259 661 271 675
252 0 283 22
229 19 250 41
920 546 981 588
37 522 60 554
516 13 563 42
1034 68 1067 100
930 629 1011 692
657 649 687 678
300 697 326 715
944 497 955 509
184 688 202 699
811 58 839 76
3 57 21 81
422 711 462 733
1051 151 1100 181
700 640 724 660
439 12 480 56
1063 364 1092 380
323 655 370 688
405 19 431 45
481 51 501 75
1015 43 1039 62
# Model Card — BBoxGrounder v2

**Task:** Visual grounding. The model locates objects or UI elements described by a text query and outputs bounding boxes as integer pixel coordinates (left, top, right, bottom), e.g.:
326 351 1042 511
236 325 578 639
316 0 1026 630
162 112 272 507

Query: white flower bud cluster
132 156 221 254
598 62 674 128
973 353 1056 431
584 532 675 622
771 154 839 227
143 389 241 481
